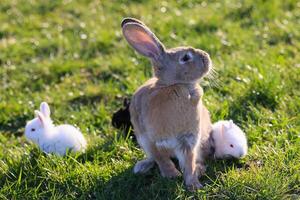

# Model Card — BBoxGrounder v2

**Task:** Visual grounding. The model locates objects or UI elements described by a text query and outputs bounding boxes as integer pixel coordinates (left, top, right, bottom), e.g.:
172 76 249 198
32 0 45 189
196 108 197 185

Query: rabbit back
40 125 86 155
56 125 87 151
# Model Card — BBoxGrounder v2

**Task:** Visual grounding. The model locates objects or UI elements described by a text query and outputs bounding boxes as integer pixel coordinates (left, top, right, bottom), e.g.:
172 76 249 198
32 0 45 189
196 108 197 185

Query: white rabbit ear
122 18 165 60
229 120 233 128
35 110 46 126
221 124 225 138
40 102 51 118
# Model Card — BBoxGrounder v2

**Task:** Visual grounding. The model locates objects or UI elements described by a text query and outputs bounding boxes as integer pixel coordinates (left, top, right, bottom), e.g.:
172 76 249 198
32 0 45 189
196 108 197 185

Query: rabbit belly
155 133 199 156
40 141 68 156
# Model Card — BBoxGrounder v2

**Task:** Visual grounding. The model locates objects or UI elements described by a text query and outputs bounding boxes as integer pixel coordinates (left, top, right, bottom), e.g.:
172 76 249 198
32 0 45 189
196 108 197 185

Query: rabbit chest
136 82 202 141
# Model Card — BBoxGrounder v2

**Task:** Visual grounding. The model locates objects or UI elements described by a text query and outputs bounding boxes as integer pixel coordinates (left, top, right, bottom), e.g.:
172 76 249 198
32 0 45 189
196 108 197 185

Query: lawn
0 0 299 199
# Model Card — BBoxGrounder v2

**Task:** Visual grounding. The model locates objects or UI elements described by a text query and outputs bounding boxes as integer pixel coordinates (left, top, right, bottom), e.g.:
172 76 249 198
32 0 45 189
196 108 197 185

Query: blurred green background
0 0 299 199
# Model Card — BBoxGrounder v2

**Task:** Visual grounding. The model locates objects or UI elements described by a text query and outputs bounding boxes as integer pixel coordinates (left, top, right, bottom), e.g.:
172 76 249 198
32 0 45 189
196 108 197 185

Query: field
0 0 299 199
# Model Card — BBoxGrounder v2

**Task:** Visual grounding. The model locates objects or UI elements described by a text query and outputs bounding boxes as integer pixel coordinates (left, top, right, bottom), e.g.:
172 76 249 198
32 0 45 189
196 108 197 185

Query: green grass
0 0 299 199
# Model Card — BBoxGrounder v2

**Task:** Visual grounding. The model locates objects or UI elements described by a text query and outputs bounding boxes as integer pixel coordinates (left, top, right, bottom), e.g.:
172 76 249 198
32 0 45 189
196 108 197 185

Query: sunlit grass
0 0 299 199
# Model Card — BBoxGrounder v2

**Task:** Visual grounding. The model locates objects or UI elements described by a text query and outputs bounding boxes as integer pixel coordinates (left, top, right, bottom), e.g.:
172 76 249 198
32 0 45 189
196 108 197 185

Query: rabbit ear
221 124 225 138
122 18 165 60
229 120 233 128
35 110 46 126
40 102 51 118
123 98 130 107
121 17 145 27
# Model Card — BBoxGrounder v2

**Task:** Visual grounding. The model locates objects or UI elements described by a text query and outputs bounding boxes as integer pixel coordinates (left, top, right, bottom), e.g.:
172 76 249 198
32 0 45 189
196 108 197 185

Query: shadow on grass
74 133 247 199
0 114 28 136
69 94 105 107
96 168 181 200
94 157 248 200
80 136 248 199
226 81 280 124
0 138 248 199
204 158 248 182
72 140 182 199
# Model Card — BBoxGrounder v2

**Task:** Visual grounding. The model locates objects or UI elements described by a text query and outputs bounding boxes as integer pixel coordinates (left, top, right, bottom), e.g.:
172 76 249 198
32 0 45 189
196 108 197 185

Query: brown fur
130 78 208 188
133 80 201 140
122 17 212 190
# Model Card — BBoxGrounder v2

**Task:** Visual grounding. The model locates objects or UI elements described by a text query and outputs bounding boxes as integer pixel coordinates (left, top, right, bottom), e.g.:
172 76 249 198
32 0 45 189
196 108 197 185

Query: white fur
212 120 248 159
155 138 177 150
25 102 87 156
134 134 155 173
136 134 153 158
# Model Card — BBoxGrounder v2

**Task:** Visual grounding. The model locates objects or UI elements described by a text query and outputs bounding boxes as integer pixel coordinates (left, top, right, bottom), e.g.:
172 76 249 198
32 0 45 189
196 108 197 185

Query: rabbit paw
186 177 203 191
133 159 155 174
161 167 181 178
196 163 207 176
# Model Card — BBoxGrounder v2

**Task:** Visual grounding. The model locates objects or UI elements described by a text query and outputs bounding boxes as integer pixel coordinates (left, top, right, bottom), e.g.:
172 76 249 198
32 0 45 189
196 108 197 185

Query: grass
0 0 299 199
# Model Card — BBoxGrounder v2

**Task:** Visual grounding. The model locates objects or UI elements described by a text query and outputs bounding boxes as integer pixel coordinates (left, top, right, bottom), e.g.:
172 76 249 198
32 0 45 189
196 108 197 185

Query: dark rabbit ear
123 98 130 107
122 18 165 60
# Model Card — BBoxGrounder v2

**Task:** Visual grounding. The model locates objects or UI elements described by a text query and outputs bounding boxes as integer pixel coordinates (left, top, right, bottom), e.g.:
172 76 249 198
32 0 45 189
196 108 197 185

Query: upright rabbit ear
123 98 130 107
40 102 51 118
35 110 46 126
229 120 233 128
221 124 225 138
121 17 145 27
121 18 165 60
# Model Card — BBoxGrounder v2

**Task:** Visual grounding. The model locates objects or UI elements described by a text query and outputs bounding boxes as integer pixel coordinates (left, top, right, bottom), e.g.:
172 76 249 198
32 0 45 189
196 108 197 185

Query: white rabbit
211 120 248 159
195 119 248 175
25 102 87 156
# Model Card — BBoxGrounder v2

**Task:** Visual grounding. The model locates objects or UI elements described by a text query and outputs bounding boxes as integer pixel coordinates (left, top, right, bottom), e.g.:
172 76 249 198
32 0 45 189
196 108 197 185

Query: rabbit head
121 18 212 85
25 102 54 144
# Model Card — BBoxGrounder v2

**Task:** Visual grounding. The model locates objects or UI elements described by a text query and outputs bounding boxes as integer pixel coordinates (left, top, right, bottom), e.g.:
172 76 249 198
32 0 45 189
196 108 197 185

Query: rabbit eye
179 52 193 64
230 144 234 148
31 128 35 132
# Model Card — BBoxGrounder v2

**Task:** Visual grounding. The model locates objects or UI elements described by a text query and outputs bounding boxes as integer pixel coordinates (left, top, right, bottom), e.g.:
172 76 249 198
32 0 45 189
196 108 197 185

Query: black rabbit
111 98 135 140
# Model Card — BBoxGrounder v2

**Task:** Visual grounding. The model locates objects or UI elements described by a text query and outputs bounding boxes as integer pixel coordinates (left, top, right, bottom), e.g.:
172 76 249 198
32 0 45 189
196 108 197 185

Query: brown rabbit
121 18 212 190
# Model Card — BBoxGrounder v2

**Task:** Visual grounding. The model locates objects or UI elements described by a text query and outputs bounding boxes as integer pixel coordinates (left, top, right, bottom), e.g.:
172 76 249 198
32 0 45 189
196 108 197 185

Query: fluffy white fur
25 102 87 156
212 120 248 159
